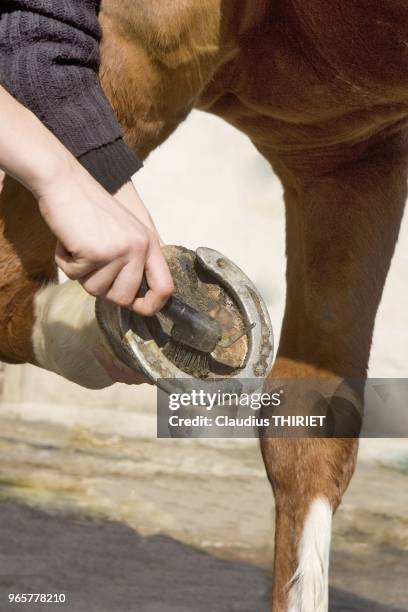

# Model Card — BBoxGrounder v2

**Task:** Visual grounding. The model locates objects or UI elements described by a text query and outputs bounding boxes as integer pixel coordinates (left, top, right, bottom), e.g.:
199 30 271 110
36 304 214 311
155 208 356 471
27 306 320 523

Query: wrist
27 149 76 200
114 181 159 234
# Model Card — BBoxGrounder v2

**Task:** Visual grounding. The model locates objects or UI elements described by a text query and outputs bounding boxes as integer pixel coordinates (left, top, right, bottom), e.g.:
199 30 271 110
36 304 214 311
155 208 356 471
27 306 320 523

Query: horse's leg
0 174 56 365
261 145 407 611
0 175 119 387
0 50 189 388
0 7 212 386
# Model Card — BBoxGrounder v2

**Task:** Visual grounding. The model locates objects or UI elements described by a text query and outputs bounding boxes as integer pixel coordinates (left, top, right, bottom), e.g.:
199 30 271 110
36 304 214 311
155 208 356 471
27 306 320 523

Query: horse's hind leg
261 144 407 611
0 9 203 383
0 65 200 385
0 175 56 364
0 177 123 388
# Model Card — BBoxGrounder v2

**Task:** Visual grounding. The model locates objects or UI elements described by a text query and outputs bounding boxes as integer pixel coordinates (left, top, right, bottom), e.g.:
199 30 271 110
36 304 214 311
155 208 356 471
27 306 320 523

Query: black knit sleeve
0 0 142 193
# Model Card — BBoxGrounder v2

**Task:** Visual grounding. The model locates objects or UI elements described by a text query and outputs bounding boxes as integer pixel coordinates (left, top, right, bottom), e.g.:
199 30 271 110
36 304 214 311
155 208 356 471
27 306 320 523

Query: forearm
0 0 142 193
0 84 74 195
0 4 172 341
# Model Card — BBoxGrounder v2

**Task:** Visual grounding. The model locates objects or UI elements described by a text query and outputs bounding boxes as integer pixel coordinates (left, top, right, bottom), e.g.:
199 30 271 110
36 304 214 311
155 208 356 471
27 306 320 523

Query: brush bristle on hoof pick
138 277 222 376
95 245 274 396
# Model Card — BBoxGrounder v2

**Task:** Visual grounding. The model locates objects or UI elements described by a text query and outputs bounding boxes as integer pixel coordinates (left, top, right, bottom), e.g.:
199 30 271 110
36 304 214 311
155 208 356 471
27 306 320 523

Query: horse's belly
200 12 408 157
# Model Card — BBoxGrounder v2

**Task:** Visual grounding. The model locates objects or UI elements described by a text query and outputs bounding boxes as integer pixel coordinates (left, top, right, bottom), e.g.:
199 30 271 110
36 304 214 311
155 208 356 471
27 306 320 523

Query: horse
1 1 407 610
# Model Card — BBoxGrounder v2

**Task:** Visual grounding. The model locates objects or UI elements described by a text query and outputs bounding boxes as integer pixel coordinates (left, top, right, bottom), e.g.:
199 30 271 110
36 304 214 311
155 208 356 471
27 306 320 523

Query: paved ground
0 414 407 611
0 503 405 612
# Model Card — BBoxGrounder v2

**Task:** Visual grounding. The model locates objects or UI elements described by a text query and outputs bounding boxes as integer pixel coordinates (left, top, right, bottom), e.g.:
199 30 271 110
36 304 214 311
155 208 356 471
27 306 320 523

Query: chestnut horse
0 1 407 610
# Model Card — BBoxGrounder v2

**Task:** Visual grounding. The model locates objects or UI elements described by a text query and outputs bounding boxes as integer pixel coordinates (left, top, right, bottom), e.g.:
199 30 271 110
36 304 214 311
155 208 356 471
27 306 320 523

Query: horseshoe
95 246 274 396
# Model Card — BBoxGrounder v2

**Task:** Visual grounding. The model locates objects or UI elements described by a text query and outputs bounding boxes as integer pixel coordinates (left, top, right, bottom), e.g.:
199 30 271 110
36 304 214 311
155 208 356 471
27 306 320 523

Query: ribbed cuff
78 138 143 194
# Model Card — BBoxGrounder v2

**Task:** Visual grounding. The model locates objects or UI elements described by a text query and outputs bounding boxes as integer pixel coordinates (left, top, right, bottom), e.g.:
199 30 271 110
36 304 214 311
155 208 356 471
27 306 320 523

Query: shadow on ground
0 503 404 612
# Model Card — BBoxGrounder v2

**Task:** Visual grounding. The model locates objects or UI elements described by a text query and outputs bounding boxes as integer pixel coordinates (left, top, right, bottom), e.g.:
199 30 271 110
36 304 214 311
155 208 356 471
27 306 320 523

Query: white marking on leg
288 497 332 612
32 281 114 389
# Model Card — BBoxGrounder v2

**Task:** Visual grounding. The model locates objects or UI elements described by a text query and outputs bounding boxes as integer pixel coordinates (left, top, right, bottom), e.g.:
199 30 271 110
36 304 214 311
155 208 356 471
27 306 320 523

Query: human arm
0 0 140 193
0 0 175 315
0 84 174 315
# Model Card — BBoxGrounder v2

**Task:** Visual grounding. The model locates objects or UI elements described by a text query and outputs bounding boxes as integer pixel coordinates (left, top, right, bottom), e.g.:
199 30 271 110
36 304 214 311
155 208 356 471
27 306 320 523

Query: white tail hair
287 497 332 612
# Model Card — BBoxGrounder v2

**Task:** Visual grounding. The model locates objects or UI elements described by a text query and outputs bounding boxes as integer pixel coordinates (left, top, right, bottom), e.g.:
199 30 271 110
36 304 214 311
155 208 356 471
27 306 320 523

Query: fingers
104 260 144 307
80 259 124 298
55 241 109 281
55 242 93 280
132 237 174 316
55 229 173 316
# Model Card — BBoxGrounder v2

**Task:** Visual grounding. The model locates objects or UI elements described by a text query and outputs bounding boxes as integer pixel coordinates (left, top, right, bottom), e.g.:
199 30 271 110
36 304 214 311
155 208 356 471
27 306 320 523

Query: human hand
36 162 174 316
